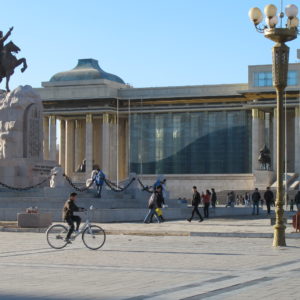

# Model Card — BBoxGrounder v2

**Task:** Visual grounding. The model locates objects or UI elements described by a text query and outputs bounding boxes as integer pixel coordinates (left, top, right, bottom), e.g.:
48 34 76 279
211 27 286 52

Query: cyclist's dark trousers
66 216 81 239
190 206 203 221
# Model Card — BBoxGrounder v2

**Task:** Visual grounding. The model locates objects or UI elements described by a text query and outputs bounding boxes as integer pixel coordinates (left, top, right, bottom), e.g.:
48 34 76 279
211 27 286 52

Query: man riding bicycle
63 192 85 243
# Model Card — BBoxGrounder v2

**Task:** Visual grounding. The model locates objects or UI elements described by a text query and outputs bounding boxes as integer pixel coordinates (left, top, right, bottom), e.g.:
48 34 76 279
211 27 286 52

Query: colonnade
252 107 300 174
43 113 128 181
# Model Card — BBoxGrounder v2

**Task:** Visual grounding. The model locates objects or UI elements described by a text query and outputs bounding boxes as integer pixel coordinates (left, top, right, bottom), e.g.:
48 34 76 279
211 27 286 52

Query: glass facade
253 70 298 87
130 110 252 174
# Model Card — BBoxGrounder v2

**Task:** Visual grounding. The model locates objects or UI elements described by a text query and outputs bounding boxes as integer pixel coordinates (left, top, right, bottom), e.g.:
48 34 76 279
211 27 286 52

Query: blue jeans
144 208 160 223
253 202 259 215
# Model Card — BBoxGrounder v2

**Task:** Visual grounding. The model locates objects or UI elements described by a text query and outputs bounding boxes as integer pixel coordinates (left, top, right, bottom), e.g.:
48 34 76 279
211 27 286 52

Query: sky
0 0 299 89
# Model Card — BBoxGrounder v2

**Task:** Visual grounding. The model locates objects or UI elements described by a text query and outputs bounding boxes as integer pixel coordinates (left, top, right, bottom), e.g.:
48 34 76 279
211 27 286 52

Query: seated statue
76 159 86 173
258 145 271 170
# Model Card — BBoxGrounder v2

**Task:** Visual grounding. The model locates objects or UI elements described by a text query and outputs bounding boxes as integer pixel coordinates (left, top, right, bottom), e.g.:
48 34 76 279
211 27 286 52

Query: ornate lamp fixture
249 4 298 247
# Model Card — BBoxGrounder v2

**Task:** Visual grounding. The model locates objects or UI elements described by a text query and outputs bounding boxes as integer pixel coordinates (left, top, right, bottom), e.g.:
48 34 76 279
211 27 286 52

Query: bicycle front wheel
82 225 106 250
46 224 69 249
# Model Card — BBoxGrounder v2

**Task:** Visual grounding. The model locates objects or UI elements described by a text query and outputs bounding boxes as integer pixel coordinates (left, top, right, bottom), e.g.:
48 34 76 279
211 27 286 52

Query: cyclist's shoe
64 238 72 244
73 230 79 234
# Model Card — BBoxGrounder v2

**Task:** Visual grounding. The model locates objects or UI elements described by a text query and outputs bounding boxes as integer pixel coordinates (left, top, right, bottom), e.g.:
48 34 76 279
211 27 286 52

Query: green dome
50 59 125 84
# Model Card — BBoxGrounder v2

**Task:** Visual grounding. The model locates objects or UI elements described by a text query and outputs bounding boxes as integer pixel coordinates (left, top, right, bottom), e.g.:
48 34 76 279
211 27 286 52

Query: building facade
35 58 300 196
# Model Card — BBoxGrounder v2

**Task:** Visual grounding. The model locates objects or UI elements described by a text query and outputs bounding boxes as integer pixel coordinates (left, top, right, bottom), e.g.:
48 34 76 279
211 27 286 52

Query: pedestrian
252 188 261 215
187 186 204 222
244 192 250 206
211 188 217 208
62 192 85 243
290 199 295 212
264 187 274 215
144 186 162 224
152 185 165 222
295 190 300 211
93 168 105 198
225 191 234 207
203 190 211 218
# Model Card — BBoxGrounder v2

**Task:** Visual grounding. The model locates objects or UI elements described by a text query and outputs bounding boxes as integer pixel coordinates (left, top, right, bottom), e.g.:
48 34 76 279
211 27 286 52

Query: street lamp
249 4 299 247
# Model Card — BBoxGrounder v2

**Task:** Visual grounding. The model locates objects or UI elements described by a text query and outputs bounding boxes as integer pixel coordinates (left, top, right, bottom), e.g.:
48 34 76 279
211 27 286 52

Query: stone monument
0 85 55 187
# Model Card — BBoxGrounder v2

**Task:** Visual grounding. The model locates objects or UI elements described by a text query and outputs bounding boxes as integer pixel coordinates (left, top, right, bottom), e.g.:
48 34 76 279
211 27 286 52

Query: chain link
0 175 51 191
137 178 153 194
63 174 95 192
104 178 136 192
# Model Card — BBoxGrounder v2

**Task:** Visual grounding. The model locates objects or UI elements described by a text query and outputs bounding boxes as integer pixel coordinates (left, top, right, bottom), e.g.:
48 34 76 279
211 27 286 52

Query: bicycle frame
69 206 94 240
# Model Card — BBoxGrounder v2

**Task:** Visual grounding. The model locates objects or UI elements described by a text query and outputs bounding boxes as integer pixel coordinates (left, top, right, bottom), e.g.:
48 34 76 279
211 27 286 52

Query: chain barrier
104 178 136 192
137 178 153 194
0 175 51 191
63 174 95 192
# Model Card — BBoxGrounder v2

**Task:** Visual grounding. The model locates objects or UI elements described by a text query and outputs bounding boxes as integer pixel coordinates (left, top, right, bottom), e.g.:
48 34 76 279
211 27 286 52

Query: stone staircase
0 186 189 222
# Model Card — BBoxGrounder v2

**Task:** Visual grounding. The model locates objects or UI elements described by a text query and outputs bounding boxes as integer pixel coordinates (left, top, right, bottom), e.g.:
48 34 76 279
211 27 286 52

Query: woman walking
203 190 211 218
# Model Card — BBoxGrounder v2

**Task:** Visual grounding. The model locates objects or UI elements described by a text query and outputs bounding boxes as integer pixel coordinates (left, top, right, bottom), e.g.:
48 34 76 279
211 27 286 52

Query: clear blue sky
0 0 299 89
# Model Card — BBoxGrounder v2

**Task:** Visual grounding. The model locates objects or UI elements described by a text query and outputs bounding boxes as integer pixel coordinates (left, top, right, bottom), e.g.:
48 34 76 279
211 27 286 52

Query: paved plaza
0 224 300 300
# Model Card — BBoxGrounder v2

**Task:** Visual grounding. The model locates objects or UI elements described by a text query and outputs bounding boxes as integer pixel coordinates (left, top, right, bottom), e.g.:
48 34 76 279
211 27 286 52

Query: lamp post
249 4 299 247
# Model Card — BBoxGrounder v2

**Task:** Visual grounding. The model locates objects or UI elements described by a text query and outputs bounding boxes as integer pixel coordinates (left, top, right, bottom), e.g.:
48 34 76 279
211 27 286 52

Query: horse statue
258 145 271 170
0 41 27 92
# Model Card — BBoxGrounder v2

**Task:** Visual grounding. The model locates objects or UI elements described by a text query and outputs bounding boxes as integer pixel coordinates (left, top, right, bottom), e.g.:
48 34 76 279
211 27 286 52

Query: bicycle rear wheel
82 225 106 250
46 224 69 249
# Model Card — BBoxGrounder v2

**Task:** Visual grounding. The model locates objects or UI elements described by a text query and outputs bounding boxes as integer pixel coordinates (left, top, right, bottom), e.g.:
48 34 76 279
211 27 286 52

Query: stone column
85 114 93 176
111 114 118 180
75 120 84 171
65 120 75 176
273 109 277 172
43 117 49 160
49 116 56 161
102 113 111 177
295 107 300 174
59 120 66 170
252 109 265 171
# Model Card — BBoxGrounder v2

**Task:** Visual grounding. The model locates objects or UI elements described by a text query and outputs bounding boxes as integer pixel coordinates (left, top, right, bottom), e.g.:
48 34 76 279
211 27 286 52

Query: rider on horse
0 27 13 76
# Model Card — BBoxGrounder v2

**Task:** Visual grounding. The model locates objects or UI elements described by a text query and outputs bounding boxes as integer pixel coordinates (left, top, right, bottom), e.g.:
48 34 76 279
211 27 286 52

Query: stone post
65 120 75 176
85 114 93 176
295 107 300 175
49 116 56 161
59 120 66 170
43 117 49 160
252 109 265 171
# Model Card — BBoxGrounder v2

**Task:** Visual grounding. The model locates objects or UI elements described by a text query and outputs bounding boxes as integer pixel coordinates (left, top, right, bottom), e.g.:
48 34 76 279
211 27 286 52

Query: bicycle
46 205 106 250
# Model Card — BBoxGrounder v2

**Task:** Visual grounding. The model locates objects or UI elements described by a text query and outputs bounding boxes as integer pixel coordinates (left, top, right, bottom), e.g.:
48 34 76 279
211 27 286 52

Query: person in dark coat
144 186 162 224
295 190 300 211
211 188 217 208
264 186 274 215
187 186 204 222
62 192 85 243
252 188 261 215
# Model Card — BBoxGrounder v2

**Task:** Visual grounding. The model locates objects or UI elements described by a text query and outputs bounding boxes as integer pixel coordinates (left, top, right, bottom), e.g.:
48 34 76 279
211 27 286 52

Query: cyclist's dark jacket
63 199 80 220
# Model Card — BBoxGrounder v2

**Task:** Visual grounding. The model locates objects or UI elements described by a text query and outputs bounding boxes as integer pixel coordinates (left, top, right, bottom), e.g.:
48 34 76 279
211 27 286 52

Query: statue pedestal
253 170 276 190
0 86 56 188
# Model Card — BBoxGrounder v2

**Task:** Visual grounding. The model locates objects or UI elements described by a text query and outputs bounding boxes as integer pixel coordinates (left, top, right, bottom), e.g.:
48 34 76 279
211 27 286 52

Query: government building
35 58 300 197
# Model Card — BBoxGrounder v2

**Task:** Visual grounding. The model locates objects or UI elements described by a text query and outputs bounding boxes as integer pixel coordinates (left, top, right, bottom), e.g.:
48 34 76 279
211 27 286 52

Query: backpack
148 193 156 209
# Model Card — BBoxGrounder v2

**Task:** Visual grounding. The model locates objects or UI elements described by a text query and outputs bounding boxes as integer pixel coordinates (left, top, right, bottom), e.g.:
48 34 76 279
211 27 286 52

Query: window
288 70 298 86
253 71 298 87
130 111 252 174
253 72 272 87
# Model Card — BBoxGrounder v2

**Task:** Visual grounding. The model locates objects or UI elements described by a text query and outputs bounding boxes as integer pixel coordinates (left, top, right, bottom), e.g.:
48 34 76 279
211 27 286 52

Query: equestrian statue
258 144 272 170
0 27 27 92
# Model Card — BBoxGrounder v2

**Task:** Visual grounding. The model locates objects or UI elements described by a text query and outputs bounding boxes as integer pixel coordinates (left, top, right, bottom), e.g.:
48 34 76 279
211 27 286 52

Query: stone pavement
1 214 300 239
0 230 300 299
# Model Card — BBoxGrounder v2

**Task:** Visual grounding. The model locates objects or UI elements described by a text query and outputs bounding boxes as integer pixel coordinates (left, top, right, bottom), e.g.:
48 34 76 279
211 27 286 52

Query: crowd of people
143 179 300 223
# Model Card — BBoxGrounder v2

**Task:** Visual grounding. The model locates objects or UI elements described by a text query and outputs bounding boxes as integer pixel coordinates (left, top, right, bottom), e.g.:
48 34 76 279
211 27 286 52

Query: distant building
35 57 300 197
